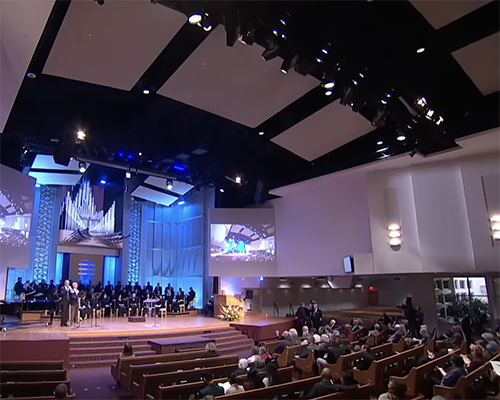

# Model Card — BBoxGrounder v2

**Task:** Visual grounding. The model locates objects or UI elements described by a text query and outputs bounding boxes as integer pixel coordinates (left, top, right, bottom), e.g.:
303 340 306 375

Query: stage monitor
343 255 354 273
209 208 276 277
0 164 35 270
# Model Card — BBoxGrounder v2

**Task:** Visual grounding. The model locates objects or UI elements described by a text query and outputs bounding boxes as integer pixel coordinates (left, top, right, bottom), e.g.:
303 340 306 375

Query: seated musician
172 288 185 313
128 292 140 316
186 287 196 308
116 294 127 317
154 294 165 316
79 293 91 320
90 292 102 317
101 292 112 317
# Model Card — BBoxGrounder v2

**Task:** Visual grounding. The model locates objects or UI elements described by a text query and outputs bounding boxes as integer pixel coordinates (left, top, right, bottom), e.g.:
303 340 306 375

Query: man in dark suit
307 369 358 399
274 331 295 354
296 302 309 328
311 302 323 330
356 345 375 371
59 280 70 326
197 372 224 398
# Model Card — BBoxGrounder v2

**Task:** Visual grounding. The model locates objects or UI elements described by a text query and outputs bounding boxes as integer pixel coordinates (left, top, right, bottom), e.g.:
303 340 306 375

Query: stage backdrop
138 187 213 309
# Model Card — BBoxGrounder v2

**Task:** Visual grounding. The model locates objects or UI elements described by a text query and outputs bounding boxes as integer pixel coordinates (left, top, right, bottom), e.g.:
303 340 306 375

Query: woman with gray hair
203 342 219 358
289 328 300 345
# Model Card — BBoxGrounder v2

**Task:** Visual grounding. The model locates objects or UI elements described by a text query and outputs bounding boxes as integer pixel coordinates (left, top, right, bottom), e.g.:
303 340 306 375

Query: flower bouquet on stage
219 304 244 321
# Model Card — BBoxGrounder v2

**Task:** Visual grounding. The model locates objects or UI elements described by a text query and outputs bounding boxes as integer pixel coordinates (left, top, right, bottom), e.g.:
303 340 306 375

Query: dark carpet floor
68 367 133 400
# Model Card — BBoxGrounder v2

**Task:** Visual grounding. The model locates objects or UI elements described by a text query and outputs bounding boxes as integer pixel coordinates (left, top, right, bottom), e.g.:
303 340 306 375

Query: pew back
0 380 71 398
0 369 67 383
348 327 369 342
277 344 303 367
260 339 285 354
311 384 371 400
0 361 64 371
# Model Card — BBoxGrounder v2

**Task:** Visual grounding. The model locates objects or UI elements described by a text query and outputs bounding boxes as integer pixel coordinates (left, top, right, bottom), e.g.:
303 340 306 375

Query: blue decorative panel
127 198 142 283
103 256 116 285
55 253 64 283
32 186 57 282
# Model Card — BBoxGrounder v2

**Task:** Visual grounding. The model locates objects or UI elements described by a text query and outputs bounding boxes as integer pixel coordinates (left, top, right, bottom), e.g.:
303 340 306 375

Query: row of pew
0 360 75 399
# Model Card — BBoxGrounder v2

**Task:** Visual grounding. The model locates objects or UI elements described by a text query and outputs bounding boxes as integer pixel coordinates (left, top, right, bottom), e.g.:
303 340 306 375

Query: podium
214 294 244 318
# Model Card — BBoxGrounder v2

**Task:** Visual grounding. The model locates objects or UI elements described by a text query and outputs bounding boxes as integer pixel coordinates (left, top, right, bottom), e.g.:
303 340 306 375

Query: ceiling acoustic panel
43 0 186 91
158 26 318 128
131 186 178 207
452 32 500 96
410 0 491 30
143 176 193 195
271 100 376 161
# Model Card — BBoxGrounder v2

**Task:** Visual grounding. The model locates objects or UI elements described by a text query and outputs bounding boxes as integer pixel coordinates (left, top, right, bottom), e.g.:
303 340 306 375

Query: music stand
143 299 159 327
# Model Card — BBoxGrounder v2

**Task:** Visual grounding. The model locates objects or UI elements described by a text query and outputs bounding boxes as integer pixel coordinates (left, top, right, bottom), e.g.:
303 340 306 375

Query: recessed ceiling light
316 57 323 63
323 81 335 89
397 135 406 141
188 14 202 24
138 152 142 156
143 89 150 95
77 130 86 140
417 47 425 53
27 72 36 79
325 90 333 96
258 131 265 136
203 25 212 32
281 69 287 74
377 141 384 145
322 48 328 54
381 99 388 104
219 188 224 193
125 171 131 179
100 179 106 185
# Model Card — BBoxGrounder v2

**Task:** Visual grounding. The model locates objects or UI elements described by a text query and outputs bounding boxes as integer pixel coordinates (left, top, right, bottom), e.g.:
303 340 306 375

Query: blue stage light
100 179 106 185
117 152 124 157
173 164 186 172
35 183 40 188
127 154 133 160
259 276 265 282
178 199 185 205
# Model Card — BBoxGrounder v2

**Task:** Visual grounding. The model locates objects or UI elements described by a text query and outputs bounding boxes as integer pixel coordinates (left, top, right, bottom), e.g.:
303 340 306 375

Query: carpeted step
70 344 153 354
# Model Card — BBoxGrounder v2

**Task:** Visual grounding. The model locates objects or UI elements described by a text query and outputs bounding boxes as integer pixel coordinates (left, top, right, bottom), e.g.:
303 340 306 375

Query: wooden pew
433 354 500 400
348 327 368 342
309 384 371 400
277 344 303 367
8 395 76 400
259 339 285 354
0 380 72 398
116 349 207 389
0 369 67 383
0 360 64 371
326 342 393 379
128 354 238 393
375 329 391 346
133 363 237 399
295 349 315 378
354 345 424 395
393 332 411 353
155 366 294 400
390 349 460 398
215 376 321 399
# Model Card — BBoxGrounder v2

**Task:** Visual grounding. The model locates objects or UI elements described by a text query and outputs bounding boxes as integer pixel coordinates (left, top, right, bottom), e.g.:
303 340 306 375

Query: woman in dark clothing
263 361 281 387
311 302 323 330
242 369 264 391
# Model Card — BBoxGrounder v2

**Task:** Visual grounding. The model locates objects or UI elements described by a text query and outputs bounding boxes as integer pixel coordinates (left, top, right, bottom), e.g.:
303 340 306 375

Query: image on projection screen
210 223 275 262
0 187 32 250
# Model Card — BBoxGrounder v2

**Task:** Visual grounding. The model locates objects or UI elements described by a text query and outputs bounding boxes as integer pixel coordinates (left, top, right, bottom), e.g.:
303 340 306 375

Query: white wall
270 173 372 277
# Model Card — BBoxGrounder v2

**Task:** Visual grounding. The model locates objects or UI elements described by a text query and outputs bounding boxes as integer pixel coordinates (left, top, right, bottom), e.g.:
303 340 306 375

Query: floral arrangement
219 304 244 321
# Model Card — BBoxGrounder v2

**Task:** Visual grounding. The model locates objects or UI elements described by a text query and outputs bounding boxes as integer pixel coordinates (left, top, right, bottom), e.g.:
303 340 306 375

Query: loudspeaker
53 137 75 166
244 290 253 300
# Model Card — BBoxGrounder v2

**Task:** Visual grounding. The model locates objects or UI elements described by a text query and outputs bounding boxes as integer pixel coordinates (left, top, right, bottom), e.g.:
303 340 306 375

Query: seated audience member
274 331 294 354
298 339 312 359
116 294 127 317
370 323 382 338
197 372 224 398
120 343 134 358
289 328 301 345
302 325 311 340
356 344 375 371
435 340 451 358
419 326 431 345
441 355 467 387
467 344 484 372
233 359 249 376
262 361 281 387
258 346 272 363
391 324 407 343
486 340 499 357
450 331 464 350
247 346 263 366
54 383 69 400
315 334 330 359
343 323 353 337
203 342 219 358
225 372 245 394
317 337 343 370
378 378 407 400
380 313 391 327
307 368 336 398
329 319 337 329
243 368 264 390
353 318 364 331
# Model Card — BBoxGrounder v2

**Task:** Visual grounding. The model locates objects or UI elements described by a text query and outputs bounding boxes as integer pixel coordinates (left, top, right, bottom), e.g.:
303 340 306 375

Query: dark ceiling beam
255 86 340 140
436 1 500 53
131 22 213 95
140 182 180 198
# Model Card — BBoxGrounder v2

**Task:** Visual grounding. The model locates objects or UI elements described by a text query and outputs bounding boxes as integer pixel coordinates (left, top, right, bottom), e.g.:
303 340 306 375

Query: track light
78 162 87 173
280 54 299 74
125 171 131 179
235 176 242 184
166 179 173 191
323 81 335 89
188 14 202 25
178 198 185 205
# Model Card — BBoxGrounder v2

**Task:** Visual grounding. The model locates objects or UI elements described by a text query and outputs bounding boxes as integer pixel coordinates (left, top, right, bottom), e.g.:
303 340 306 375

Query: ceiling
1 0 498 206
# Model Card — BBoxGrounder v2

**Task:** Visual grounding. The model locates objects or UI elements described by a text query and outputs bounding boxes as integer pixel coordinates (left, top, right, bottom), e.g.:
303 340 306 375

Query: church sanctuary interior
1 1 500 400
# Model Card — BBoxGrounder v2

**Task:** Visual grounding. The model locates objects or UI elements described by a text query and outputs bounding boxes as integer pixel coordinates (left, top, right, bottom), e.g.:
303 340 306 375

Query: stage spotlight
219 188 224 193
372 109 387 127
143 89 150 95
259 276 265 282
377 141 384 145
125 171 131 179
77 130 86 140
258 131 265 136
35 183 41 188
117 151 124 158
397 135 406 141
323 81 335 89
417 47 425 53
261 40 281 61
280 54 299 74
340 86 355 106
235 176 242 184
166 179 173 191
325 90 333 96
188 14 202 25
100 179 106 185
78 162 87 173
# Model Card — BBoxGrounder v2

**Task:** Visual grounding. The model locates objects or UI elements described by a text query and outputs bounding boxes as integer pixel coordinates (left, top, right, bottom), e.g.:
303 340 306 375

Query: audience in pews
262 360 281 387
356 344 375 371
391 324 407 343
233 359 249 376
247 345 264 367
467 344 484 372
274 331 295 354
243 368 265 390
54 383 69 400
225 372 245 394
378 378 407 400
307 368 359 399
203 342 219 358
196 372 224 398
441 354 467 387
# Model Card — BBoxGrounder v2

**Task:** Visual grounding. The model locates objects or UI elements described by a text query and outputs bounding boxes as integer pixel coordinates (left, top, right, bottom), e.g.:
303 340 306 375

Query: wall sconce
491 215 500 240
388 224 402 247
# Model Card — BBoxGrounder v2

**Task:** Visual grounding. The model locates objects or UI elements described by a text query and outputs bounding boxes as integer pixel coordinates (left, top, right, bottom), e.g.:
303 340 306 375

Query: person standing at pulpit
59 280 70 326
69 281 79 326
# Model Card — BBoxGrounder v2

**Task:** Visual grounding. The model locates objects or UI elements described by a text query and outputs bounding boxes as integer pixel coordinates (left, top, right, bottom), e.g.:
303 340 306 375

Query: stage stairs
69 326 254 368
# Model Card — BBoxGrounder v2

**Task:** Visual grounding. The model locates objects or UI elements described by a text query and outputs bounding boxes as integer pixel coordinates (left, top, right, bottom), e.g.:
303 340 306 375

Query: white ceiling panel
271 100 376 161
131 186 178 207
452 32 500 96
143 176 194 195
31 154 80 171
158 26 318 128
410 0 491 30
29 172 82 186
0 0 55 132
43 0 186 91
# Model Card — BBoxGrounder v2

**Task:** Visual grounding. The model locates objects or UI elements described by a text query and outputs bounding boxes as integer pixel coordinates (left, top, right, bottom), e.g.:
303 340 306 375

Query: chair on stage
178 299 186 313
187 297 196 309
